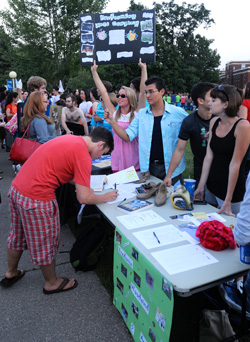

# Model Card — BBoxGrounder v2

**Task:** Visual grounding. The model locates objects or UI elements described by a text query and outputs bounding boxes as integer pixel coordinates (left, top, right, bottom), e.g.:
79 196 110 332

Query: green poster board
113 228 174 342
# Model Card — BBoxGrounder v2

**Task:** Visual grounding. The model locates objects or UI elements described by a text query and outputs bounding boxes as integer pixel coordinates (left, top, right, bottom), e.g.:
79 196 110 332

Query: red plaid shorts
7 185 60 266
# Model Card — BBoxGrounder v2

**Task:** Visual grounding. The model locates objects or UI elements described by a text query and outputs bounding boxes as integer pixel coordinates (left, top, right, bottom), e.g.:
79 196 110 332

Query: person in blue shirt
105 76 188 183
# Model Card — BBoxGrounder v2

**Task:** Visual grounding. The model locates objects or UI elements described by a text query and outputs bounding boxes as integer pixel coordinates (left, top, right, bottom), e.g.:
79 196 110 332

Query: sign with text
80 9 155 65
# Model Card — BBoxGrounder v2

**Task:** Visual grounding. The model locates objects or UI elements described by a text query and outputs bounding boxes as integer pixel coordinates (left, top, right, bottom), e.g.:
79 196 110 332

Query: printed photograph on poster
121 263 127 278
149 328 156 342
141 32 153 44
134 271 141 287
117 277 124 294
141 19 153 31
81 22 93 32
116 231 122 244
81 32 94 43
131 301 139 319
109 30 125 45
132 247 139 261
155 308 166 332
96 29 108 41
81 44 94 55
145 270 154 290
162 278 173 300
121 303 128 322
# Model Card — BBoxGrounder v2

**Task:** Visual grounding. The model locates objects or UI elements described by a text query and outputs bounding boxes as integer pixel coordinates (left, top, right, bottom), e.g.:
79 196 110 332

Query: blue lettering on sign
118 246 133 268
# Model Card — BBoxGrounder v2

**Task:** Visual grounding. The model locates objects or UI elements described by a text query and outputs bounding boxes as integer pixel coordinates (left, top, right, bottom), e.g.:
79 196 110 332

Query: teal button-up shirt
126 101 188 177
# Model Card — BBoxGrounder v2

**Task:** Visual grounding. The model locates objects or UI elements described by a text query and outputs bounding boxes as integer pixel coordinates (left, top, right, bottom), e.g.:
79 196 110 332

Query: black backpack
70 214 107 272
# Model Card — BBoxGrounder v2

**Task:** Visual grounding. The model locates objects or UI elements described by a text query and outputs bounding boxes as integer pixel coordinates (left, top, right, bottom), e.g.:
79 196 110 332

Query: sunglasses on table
116 94 127 99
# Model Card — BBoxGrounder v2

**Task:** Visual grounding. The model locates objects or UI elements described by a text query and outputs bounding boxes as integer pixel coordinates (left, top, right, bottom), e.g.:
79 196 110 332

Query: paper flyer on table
152 244 218 275
106 166 139 186
117 210 166 230
132 225 186 249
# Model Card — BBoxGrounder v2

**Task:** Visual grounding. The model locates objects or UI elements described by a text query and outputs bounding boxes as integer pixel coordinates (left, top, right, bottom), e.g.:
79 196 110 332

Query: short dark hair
210 85 242 117
145 76 166 92
90 126 114 153
191 82 215 107
102 81 113 93
66 94 76 103
53 86 59 91
130 77 141 92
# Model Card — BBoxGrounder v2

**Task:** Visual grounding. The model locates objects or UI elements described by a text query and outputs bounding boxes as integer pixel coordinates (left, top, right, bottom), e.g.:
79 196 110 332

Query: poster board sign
80 9 155 65
113 228 174 342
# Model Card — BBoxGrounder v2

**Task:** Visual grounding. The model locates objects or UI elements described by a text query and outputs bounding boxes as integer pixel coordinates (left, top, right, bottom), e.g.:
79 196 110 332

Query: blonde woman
91 59 147 172
21 92 55 144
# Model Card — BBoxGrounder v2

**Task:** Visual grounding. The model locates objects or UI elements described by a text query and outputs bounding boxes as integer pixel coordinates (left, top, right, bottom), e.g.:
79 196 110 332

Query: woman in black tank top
194 85 250 216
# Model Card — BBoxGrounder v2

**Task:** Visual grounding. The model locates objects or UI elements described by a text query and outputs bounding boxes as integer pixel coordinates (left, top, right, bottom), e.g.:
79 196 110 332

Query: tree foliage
0 0 220 92
0 0 107 88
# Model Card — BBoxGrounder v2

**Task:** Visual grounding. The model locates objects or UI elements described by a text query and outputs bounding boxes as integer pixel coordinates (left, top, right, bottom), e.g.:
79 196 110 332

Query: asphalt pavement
0 146 133 342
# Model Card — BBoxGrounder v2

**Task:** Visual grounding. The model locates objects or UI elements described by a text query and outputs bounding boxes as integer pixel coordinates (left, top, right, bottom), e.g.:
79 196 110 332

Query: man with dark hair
164 82 215 187
52 86 60 105
0 127 118 293
61 94 88 136
105 76 187 182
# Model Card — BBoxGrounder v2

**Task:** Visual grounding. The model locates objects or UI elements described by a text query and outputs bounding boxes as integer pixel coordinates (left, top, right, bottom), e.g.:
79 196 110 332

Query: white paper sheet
106 166 139 185
152 244 218 275
133 225 186 249
109 29 125 45
117 210 166 230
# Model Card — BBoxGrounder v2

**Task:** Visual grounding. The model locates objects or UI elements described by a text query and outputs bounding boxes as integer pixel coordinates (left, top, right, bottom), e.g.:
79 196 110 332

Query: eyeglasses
65 100 72 103
144 90 159 96
116 94 127 99
216 85 229 101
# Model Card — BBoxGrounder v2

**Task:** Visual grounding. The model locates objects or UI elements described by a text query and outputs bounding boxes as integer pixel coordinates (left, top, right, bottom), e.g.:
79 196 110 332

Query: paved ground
0 146 133 342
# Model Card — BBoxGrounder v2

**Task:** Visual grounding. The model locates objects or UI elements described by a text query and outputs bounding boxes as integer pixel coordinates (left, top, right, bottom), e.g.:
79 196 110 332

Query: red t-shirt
12 135 92 200
242 99 250 122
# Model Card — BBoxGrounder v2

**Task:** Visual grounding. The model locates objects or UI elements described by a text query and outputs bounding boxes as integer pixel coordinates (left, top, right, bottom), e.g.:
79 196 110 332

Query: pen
153 232 160 244
118 198 126 206
114 183 116 190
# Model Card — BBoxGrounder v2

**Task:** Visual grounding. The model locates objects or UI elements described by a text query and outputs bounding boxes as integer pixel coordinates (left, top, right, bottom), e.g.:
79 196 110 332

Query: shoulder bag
9 121 42 164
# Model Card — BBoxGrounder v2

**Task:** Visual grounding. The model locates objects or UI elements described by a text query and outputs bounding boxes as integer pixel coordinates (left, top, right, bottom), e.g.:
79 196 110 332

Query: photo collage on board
113 229 174 342
80 9 155 65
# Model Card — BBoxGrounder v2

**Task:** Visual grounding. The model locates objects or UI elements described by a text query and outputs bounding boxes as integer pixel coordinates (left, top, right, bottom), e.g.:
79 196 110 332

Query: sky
0 0 249 70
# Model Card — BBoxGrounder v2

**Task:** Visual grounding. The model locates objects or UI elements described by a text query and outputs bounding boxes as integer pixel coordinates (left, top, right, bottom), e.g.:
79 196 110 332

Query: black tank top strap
211 118 220 133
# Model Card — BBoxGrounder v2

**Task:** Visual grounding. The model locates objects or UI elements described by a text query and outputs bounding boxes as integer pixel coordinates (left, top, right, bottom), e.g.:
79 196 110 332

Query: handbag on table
9 121 42 164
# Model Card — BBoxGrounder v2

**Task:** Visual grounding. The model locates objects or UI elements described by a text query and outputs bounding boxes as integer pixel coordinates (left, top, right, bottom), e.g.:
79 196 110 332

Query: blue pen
153 232 160 244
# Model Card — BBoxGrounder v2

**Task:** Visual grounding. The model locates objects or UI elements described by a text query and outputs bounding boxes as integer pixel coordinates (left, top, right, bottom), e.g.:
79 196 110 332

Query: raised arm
91 61 116 115
136 58 147 111
218 120 250 216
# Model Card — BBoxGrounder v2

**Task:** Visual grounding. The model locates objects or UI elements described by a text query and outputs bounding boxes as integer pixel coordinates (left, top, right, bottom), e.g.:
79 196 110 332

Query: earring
222 112 226 117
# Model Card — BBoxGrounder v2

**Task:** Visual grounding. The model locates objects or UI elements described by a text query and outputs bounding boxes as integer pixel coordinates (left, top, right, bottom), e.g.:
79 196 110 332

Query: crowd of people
1 62 250 295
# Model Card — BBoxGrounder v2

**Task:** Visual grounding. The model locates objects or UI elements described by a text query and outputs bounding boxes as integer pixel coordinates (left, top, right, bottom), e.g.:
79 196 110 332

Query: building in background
222 61 250 89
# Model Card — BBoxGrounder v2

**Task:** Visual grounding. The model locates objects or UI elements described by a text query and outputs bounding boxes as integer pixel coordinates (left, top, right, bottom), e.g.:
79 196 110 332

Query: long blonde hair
21 91 52 129
115 86 137 123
